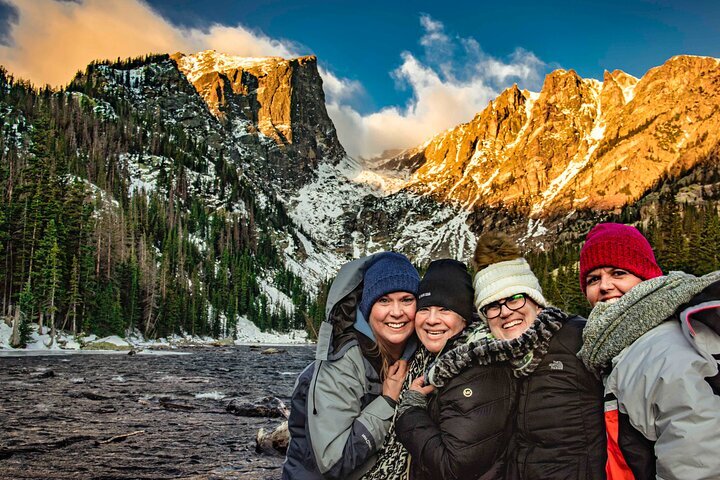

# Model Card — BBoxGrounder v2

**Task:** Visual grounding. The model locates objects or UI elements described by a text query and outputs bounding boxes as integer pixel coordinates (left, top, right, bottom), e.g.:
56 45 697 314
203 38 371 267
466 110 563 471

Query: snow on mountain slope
288 156 476 266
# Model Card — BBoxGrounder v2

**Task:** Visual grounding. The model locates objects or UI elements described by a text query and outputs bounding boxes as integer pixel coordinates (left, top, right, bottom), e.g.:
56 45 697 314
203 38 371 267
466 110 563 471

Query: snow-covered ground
0 318 310 355
287 155 477 267
234 315 308 345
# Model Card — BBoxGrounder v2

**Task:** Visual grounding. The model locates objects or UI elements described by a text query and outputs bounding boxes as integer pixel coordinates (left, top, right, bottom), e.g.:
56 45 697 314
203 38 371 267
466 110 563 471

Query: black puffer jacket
425 309 606 480
396 347 518 480
508 316 606 480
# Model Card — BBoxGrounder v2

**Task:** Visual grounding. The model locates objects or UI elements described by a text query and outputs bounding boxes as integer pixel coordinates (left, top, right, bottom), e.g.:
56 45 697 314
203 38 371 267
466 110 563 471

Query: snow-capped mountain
142 51 720 264
2 50 719 344
166 50 476 267
389 55 720 219
172 50 345 188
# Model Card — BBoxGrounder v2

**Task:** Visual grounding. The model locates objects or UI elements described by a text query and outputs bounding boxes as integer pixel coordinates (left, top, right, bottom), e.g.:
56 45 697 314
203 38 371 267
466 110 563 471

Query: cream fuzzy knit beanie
473 258 547 316
472 232 547 319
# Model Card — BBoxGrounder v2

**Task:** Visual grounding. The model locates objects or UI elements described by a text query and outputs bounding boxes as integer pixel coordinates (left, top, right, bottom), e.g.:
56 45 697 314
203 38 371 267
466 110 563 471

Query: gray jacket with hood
605 296 720 480
577 275 720 480
282 254 415 480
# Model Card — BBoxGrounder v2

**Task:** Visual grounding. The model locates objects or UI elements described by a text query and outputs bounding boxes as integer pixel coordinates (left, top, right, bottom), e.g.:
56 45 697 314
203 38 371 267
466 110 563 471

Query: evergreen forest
0 58 327 348
2 55 719 348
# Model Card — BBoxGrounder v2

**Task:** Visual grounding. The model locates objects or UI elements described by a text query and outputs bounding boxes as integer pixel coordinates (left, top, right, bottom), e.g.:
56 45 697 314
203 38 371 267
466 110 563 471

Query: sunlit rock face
173 50 345 187
389 55 720 217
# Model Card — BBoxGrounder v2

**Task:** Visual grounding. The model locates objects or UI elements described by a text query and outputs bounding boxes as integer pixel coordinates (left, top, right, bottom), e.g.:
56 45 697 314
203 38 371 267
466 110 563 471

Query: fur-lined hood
427 307 570 388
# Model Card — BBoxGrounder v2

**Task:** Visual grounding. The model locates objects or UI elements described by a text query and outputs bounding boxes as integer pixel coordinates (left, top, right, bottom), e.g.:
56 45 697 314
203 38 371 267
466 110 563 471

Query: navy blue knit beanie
359 252 420 321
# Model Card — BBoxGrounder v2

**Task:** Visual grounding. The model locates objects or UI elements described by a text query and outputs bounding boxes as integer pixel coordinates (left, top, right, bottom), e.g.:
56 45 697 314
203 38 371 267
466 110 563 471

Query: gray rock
227 396 289 418
256 420 289 455
260 347 286 355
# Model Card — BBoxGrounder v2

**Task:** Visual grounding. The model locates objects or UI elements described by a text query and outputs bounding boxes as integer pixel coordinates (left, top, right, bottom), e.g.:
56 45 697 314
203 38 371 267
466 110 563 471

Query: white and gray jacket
606 298 720 480
282 254 414 480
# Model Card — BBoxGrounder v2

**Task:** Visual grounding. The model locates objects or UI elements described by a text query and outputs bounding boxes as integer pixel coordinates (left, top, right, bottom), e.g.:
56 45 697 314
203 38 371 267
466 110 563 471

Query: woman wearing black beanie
391 259 518 480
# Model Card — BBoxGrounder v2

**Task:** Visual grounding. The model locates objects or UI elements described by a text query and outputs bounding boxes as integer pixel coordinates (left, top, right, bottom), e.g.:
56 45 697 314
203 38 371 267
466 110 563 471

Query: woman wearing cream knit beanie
471 232 547 340
427 231 606 480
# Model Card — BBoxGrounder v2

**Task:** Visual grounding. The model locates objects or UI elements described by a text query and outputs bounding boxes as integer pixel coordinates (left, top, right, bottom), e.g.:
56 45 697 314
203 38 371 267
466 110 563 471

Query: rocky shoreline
0 345 313 479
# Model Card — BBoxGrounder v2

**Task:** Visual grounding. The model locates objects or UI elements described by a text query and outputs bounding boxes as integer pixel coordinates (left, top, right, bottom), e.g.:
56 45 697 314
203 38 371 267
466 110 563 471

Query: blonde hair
365 335 397 380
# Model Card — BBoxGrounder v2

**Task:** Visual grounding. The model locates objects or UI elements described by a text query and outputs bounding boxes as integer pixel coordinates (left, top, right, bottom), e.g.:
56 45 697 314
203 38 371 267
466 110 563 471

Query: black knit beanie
417 259 474 323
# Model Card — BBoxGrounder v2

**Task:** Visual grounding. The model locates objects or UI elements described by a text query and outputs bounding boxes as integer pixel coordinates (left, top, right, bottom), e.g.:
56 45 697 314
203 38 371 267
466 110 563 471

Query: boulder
255 421 289 455
260 347 286 355
226 396 289 418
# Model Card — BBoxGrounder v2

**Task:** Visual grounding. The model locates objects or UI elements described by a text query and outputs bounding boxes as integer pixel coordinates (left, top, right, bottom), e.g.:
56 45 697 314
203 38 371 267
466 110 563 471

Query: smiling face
584 267 644 307
486 295 541 341
368 291 417 356
415 306 466 353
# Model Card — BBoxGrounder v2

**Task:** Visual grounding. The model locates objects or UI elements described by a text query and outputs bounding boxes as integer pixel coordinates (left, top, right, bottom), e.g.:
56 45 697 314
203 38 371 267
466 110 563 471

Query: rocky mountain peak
391 54 720 218
172 50 345 185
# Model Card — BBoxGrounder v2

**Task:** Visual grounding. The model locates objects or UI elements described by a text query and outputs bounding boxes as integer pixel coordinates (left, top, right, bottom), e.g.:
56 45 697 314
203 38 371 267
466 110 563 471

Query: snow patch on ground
234 315 309 344
0 318 310 354
259 278 295 314
195 391 226 400
522 218 549 242
391 203 476 262
93 335 132 347
0 322 12 349
120 153 167 196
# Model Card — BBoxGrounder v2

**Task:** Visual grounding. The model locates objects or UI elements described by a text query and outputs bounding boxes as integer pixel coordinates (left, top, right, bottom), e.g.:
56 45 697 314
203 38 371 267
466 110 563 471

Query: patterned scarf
427 307 569 388
361 347 431 480
578 270 720 375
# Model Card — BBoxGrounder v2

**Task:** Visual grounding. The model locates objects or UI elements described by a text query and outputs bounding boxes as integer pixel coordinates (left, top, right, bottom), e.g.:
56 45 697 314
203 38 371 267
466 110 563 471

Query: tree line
0 59 326 348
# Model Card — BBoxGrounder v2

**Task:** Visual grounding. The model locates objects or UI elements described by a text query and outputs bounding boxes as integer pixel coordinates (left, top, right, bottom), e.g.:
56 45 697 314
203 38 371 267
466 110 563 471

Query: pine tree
15 281 34 348
37 219 62 344
692 204 720 275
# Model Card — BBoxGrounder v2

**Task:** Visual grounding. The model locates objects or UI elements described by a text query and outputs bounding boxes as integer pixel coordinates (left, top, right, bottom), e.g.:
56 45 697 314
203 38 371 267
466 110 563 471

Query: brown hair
364 334 398 380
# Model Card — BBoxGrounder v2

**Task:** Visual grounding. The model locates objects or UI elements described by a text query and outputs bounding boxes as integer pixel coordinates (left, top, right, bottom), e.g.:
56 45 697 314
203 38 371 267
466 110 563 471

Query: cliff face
173 50 345 186
393 55 720 217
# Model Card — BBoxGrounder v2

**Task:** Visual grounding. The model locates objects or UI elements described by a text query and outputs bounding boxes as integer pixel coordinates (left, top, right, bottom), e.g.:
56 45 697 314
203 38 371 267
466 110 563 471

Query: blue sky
0 0 718 156
144 0 720 111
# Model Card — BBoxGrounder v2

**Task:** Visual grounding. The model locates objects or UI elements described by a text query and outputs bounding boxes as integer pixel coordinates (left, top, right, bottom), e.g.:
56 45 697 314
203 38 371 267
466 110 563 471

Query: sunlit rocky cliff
388 55 720 217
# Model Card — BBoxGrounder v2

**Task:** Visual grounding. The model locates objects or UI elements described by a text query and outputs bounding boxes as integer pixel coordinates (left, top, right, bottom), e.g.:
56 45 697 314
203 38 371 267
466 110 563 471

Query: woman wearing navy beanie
283 252 420 480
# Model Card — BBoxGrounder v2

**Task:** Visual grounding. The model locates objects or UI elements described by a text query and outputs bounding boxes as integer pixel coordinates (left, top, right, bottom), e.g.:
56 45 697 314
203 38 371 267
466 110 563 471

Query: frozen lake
0 345 315 479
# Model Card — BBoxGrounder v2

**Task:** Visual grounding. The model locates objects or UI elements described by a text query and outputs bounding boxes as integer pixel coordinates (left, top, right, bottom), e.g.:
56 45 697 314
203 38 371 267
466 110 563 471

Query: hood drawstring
311 360 322 415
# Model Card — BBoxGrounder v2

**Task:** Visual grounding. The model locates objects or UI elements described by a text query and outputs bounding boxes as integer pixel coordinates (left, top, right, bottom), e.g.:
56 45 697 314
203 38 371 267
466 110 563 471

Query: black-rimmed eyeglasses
480 293 527 319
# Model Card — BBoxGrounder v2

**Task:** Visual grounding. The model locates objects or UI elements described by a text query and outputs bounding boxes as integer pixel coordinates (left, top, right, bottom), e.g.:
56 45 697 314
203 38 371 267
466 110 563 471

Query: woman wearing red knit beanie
577 223 720 480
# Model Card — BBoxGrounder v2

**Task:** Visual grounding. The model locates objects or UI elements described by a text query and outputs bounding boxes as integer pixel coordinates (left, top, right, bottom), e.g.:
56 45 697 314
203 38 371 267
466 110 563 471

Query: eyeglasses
480 293 527 319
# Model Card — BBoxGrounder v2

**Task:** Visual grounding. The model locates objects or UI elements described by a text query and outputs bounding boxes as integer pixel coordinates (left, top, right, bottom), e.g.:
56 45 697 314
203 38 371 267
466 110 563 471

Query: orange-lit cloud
0 0 295 87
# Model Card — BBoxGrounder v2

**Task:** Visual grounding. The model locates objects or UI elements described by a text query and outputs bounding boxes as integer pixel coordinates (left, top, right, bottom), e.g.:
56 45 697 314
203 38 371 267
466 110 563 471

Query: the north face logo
549 360 564 371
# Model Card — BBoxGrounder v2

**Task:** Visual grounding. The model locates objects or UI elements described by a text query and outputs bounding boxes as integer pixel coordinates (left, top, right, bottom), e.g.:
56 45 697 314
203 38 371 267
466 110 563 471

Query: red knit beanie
579 223 663 292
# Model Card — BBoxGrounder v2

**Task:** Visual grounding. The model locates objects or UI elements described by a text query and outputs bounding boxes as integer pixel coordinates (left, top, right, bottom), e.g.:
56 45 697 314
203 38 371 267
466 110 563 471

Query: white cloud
324 15 549 158
419 13 450 49
318 67 364 104
0 4 549 159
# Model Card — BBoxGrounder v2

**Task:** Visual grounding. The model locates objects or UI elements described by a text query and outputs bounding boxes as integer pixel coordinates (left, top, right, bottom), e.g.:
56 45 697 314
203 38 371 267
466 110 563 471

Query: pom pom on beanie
472 232 546 319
